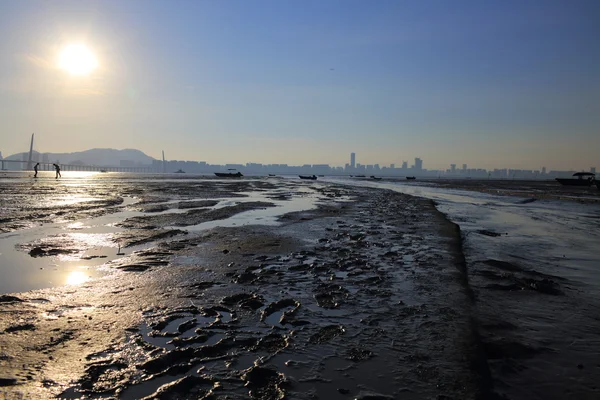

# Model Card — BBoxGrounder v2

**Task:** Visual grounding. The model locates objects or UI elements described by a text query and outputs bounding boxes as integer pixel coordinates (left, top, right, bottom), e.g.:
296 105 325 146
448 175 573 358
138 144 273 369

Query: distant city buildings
414 157 423 171
1 148 594 179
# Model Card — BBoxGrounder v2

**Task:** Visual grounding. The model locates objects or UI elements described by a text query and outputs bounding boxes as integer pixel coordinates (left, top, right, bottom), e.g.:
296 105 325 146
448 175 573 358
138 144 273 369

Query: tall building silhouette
350 152 356 169
414 157 423 171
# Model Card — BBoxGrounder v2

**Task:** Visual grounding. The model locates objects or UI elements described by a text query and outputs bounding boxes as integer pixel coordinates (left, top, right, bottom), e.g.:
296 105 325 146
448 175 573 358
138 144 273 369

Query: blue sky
0 0 598 170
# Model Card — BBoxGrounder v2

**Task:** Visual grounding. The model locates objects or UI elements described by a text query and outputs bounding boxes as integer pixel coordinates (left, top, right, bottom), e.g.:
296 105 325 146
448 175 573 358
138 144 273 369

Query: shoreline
0 181 484 399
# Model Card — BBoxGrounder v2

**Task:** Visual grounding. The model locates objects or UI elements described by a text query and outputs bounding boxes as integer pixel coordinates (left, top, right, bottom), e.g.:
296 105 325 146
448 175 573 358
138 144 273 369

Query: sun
58 44 98 76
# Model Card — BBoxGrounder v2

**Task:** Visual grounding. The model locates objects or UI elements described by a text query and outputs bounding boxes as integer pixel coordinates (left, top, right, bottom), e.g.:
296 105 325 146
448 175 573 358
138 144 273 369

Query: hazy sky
0 0 598 170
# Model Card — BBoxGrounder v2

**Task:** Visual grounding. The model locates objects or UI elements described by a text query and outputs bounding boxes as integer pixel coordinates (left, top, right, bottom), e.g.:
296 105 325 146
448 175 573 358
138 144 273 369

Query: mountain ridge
4 148 156 166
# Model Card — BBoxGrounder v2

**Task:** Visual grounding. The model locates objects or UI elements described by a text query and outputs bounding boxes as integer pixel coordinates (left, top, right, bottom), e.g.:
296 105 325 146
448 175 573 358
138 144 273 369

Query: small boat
174 169 185 173
99 169 107 173
406 176 416 180
299 175 317 180
555 172 595 186
355 175 366 178
370 176 382 181
268 174 277 177
215 171 243 178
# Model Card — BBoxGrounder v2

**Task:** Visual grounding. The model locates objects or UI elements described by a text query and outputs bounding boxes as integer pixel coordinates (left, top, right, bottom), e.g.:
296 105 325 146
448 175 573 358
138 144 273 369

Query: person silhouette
53 163 61 179
33 162 40 178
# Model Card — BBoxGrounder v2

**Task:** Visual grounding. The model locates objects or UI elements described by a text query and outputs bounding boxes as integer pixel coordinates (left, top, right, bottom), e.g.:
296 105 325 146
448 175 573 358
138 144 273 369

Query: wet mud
0 176 483 399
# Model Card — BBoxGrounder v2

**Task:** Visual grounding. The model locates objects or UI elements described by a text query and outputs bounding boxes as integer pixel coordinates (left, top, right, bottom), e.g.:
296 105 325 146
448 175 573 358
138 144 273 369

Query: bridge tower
27 133 34 170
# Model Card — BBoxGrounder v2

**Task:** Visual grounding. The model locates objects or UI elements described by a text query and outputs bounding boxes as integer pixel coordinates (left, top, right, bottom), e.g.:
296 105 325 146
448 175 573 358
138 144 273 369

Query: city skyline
2 146 595 178
1 1 599 170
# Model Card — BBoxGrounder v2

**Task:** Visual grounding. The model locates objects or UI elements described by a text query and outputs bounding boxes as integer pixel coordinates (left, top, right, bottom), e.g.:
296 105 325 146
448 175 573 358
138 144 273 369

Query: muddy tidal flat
0 173 485 399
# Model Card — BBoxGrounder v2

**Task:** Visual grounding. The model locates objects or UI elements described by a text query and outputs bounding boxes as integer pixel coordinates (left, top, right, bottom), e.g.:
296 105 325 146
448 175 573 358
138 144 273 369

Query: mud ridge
430 204 497 400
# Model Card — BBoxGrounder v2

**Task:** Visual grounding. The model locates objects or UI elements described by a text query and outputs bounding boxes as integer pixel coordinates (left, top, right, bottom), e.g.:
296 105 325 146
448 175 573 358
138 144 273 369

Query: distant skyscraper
592 167 596 174
450 164 456 173
402 161 408 169
390 163 395 169
350 152 356 168
415 157 423 171
542 167 547 175
462 164 467 172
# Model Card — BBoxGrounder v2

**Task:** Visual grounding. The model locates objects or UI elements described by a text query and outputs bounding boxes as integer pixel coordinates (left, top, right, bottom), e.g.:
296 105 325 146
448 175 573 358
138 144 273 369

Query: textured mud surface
0 176 481 399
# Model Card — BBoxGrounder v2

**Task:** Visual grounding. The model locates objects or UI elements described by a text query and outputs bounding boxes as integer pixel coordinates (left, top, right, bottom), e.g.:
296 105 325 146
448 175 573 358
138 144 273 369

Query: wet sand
0 175 483 399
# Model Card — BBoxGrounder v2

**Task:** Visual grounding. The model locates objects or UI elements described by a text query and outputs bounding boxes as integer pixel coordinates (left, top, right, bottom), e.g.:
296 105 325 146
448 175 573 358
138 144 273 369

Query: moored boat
299 175 317 180
406 176 416 180
555 172 595 186
175 169 185 173
215 171 243 178
370 176 382 181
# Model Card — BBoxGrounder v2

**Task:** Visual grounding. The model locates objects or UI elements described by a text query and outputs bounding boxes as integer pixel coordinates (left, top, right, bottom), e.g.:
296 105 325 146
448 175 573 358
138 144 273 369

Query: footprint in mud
251 333 290 353
314 284 349 309
222 293 265 310
242 365 287 400
260 298 300 323
309 325 346 344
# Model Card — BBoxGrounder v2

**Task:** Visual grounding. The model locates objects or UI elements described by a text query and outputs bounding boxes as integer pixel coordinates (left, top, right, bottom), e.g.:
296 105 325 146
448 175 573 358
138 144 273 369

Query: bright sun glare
58 44 98 76
66 270 89 285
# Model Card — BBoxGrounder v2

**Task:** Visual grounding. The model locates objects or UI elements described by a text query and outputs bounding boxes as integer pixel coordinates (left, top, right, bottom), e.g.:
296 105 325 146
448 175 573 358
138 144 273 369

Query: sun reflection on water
66 270 89 285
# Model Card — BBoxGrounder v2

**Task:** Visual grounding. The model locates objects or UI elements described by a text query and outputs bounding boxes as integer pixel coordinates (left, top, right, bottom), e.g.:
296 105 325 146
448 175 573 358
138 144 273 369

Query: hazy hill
5 148 156 166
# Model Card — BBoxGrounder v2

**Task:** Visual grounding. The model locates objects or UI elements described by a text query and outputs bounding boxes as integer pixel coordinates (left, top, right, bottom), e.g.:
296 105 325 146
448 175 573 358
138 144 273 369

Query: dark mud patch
177 200 219 209
0 377 18 387
0 295 24 303
114 229 188 247
4 323 36 333
110 249 172 272
28 246 75 258
475 229 504 237
136 203 171 213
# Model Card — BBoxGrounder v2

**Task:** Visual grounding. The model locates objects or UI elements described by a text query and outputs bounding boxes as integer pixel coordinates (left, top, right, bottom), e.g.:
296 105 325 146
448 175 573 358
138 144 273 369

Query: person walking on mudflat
53 163 61 179
33 162 39 178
